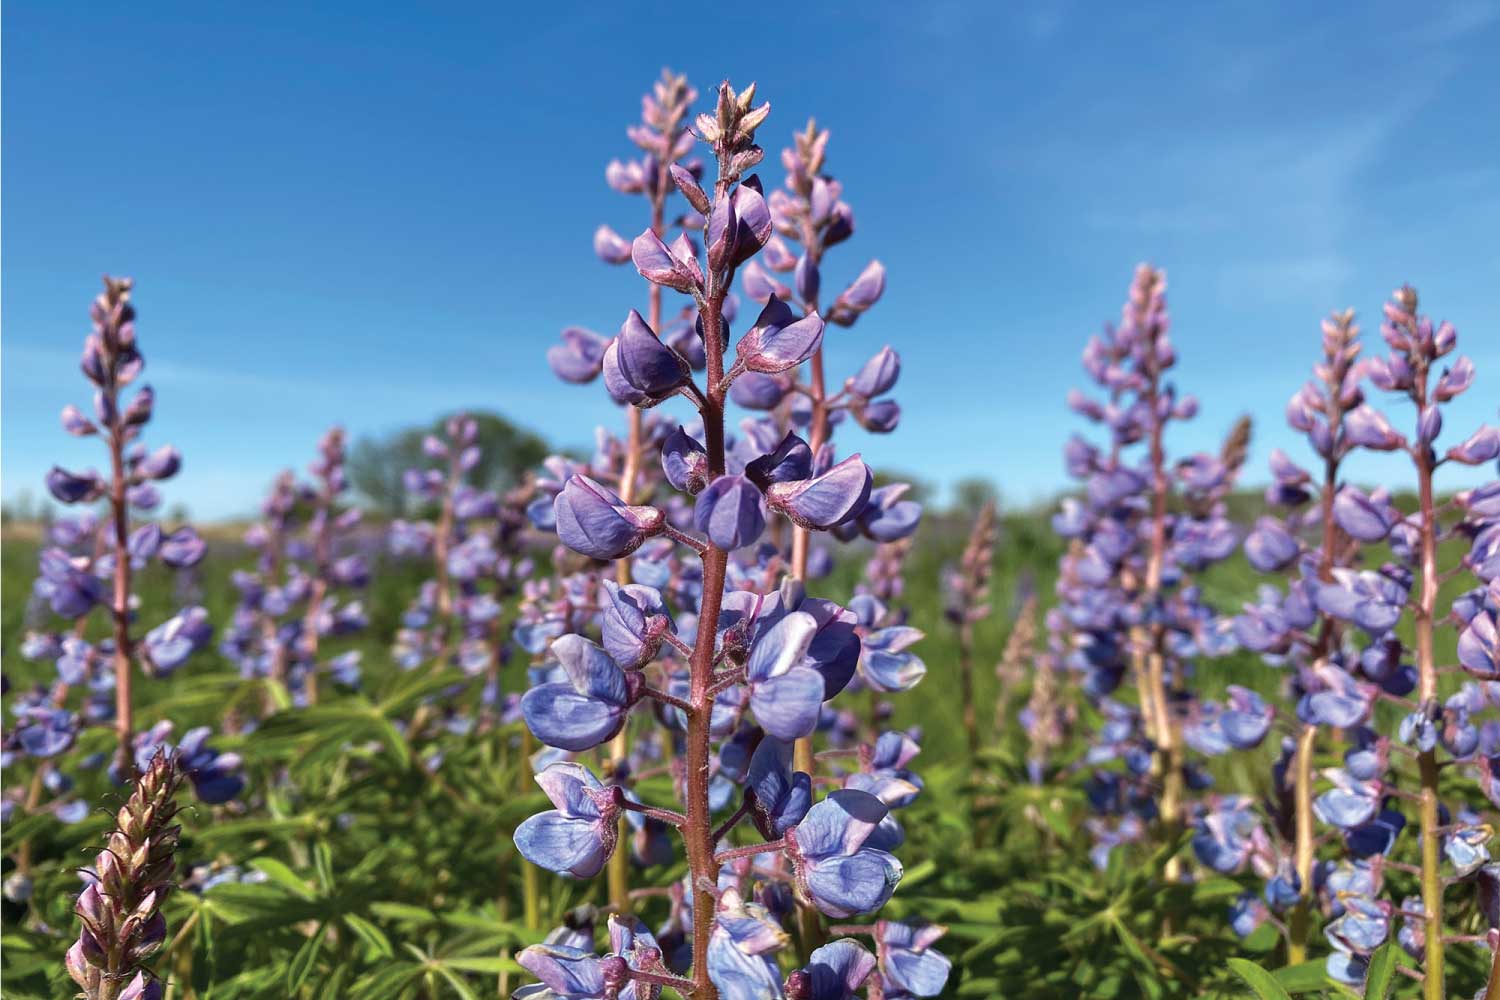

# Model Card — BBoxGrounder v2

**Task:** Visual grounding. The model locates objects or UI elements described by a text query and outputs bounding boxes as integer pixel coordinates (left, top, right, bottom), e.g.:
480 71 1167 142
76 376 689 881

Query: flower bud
764 454 872 531
848 346 900 399
592 224 632 265
706 195 738 272
794 254 820 304
632 229 701 293
61 404 98 437
670 162 710 214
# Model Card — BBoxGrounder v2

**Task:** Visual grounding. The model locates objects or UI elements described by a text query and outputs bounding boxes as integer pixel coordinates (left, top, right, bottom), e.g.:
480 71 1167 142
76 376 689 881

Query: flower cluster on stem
512 81 944 1000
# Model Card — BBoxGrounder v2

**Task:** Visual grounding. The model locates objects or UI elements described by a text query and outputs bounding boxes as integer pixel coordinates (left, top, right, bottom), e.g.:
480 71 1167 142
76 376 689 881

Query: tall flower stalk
547 68 698 915
221 428 367 710
1362 285 1494 997
44 277 209 778
1234 309 1364 962
946 500 998 763
1057 266 1253 871
513 81 943 1000
1230 286 1498 989
745 119 907 775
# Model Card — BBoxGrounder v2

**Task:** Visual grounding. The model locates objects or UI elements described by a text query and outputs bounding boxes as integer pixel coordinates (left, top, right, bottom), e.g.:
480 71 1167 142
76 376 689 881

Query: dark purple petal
736 296 825 374
693 475 765 551
765 456 873 531
554 475 664 560
46 467 104 504
848 347 900 399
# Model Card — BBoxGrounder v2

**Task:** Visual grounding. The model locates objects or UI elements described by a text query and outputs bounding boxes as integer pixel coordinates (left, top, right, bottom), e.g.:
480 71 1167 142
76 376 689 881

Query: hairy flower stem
1414 396 1444 1000
1287 722 1317 963
959 619 979 760
300 453 338 706
606 174 670 919
955 502 997 767
677 151 742 997
790 164 829 783
1289 363 1351 962
107 402 136 779
432 457 460 650
1134 290 1182 873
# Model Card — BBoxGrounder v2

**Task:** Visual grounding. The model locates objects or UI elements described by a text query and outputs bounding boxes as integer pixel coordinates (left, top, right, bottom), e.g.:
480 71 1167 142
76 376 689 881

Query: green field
0 502 1486 998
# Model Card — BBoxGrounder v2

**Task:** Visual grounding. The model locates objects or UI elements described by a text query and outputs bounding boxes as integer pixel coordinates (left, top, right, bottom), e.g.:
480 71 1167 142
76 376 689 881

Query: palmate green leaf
315 840 336 892
192 892 219 997
1229 958 1294 1000
255 702 408 767
369 901 441 925
898 858 937 886
377 667 471 715
316 964 351 1000
189 815 319 847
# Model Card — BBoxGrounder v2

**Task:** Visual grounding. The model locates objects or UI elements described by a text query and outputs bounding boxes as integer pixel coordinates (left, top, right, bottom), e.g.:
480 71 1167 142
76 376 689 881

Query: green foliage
1 500 1488 997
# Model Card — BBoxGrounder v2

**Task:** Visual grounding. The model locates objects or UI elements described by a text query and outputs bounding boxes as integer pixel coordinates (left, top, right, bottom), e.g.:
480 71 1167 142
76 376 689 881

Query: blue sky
4 1 1497 519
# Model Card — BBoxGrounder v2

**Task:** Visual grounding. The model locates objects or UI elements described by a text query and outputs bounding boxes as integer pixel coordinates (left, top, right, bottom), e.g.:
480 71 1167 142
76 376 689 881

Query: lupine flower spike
67 750 184 1000
513 81 938 1000
43 278 210 777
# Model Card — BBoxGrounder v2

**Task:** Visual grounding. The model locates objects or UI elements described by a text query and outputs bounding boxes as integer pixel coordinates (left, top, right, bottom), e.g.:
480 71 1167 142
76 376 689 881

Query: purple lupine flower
744 612 830 741
746 736 813 837
508 80 926 999
693 474 766 551
786 939 875 1000
522 635 642 752
514 763 624 879
556 475 666 560
872 920 951 998
784 789 903 918
142 606 212 675
1053 267 1253 872
24 278 213 785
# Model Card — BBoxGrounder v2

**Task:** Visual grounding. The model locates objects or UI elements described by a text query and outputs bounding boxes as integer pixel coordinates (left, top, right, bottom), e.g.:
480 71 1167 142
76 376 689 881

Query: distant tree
951 476 1000 519
348 411 550 517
